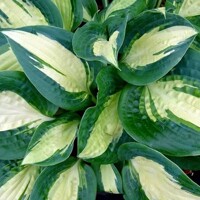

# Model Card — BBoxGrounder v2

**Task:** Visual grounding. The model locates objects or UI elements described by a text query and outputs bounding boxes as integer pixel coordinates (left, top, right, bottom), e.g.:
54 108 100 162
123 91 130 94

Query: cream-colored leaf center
105 0 137 19
22 121 79 165
179 0 200 17
78 92 123 159
100 165 119 193
3 30 88 93
0 0 47 28
83 7 92 21
145 79 200 128
0 166 39 200
132 156 200 200
48 162 80 200
122 26 197 68
0 45 22 71
93 31 119 68
52 0 74 30
0 91 52 131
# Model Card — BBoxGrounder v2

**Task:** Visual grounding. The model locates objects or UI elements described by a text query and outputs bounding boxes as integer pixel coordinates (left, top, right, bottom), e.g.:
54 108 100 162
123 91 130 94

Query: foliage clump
1 0 200 199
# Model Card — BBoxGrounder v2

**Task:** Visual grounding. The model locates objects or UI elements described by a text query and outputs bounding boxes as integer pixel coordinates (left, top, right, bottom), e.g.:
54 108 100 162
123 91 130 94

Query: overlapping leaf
0 0 200 199
101 0 157 21
166 0 200 18
0 32 21 71
81 0 98 21
51 0 83 31
0 160 40 200
0 0 62 28
22 113 80 166
0 71 57 160
93 163 122 194
119 72 200 156
73 13 128 68
78 67 133 163
30 158 96 200
118 10 197 85
2 27 92 111
0 25 74 72
166 0 200 50
0 45 21 71
119 143 200 200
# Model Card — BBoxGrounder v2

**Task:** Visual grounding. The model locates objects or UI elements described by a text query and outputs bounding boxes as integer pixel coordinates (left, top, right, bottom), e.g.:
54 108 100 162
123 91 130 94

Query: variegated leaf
119 10 197 85
30 158 96 200
0 71 57 160
22 113 80 166
78 91 123 159
0 32 21 71
0 160 40 200
3 29 92 111
93 164 122 194
119 74 200 156
0 90 52 132
78 67 134 163
102 0 157 21
51 0 83 31
119 143 200 200
81 0 98 21
166 0 200 50
166 0 200 18
73 13 127 69
0 25 74 72
0 43 21 71
0 0 62 28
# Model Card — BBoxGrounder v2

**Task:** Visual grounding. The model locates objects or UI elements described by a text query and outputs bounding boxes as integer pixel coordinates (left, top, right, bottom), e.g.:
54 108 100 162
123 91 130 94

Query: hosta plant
1 0 200 199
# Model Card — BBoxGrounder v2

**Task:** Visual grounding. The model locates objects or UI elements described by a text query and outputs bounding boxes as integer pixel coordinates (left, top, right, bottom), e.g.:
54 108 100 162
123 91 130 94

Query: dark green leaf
119 142 200 199
0 71 57 160
30 158 97 200
118 75 200 156
118 10 197 85
73 13 128 68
